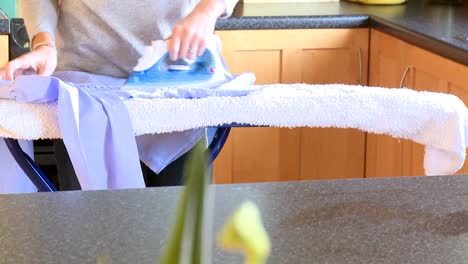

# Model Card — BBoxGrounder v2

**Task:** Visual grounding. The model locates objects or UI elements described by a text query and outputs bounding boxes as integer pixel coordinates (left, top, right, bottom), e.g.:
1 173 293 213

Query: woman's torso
57 0 198 77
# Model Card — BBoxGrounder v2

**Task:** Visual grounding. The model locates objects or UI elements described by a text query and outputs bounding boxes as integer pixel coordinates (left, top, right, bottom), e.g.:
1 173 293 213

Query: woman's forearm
31 32 55 50
19 0 59 44
195 0 239 18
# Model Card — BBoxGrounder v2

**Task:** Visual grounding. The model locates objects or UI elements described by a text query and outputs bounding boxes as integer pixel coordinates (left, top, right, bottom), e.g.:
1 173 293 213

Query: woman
0 0 238 190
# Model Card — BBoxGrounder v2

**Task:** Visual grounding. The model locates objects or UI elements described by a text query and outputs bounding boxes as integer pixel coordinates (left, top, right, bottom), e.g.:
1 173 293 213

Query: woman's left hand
166 0 225 61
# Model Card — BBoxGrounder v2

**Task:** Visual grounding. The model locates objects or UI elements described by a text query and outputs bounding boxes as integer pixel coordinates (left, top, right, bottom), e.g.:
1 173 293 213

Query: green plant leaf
159 142 208 264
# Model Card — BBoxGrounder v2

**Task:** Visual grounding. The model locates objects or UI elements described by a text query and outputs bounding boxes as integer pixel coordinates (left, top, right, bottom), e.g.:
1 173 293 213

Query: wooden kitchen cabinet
367 29 468 177
213 28 369 183
0 35 8 67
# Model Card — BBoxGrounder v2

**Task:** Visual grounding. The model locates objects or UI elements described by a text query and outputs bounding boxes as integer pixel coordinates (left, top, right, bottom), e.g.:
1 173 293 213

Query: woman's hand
166 0 225 61
0 46 57 81
0 32 57 81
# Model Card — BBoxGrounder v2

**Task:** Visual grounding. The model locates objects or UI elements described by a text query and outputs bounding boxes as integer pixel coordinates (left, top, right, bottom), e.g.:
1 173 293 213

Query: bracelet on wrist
32 42 56 51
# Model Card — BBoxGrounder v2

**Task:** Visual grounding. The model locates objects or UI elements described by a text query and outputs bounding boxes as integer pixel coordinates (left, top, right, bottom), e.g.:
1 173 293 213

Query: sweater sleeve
220 0 239 18
19 0 59 42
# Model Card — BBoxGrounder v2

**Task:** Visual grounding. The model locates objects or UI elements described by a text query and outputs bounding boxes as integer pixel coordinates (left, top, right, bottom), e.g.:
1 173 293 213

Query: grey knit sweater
20 0 237 78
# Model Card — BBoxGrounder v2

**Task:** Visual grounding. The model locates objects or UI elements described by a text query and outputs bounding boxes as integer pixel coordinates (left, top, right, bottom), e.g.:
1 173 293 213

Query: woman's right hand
0 44 57 81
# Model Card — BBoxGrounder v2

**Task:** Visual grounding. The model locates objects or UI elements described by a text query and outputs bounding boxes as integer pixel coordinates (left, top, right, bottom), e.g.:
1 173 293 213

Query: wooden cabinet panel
366 134 403 177
0 35 8 68
366 32 407 177
229 128 302 183
212 45 291 183
214 28 369 183
299 47 367 180
367 29 468 177
449 83 468 174
402 67 449 176
300 49 361 84
300 128 365 180
222 50 282 84
212 46 289 183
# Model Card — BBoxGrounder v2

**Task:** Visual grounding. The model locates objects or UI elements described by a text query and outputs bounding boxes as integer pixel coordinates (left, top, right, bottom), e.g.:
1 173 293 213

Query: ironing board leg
207 127 231 164
3 127 231 192
4 138 57 192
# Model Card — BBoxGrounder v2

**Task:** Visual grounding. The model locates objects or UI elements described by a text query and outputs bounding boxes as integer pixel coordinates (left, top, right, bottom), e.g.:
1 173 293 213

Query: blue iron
122 37 229 91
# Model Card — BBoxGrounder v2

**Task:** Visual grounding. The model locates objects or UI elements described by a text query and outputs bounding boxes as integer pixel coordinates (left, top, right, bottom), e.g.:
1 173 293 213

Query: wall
0 0 17 18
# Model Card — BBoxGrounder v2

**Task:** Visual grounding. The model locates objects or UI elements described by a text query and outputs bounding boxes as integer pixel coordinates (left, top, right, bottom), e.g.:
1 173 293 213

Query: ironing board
3 126 233 192
1 82 467 193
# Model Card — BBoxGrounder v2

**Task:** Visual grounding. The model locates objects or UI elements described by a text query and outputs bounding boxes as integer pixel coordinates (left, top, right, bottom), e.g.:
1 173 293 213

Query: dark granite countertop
216 0 468 66
0 175 467 263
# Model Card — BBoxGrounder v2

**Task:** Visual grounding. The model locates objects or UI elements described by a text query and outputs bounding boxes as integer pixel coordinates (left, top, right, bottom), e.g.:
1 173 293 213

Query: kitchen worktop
0 175 467 263
216 0 468 66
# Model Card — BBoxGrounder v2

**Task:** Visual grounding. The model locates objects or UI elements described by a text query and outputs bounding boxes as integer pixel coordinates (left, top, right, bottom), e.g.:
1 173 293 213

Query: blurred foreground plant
159 142 271 264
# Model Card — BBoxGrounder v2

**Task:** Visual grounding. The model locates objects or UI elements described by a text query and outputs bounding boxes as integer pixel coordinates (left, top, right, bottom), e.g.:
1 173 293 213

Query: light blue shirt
0 71 254 193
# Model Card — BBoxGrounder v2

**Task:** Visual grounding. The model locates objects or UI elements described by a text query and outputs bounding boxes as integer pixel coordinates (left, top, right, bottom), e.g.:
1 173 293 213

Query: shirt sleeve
19 0 59 42
220 0 239 18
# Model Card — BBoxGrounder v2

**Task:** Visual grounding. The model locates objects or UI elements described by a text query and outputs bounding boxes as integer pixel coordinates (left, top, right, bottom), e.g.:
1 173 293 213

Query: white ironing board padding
1 83 467 176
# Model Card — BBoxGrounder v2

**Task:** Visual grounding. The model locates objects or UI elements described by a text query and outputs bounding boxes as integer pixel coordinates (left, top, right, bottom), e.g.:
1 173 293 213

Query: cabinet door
298 45 368 181
367 30 412 177
214 29 368 183
367 29 468 177
403 36 468 176
401 53 448 176
449 85 468 174
212 48 288 184
0 35 8 67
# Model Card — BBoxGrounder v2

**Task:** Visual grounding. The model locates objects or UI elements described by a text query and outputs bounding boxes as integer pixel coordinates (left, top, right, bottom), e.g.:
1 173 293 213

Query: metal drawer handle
358 48 363 85
399 64 411 88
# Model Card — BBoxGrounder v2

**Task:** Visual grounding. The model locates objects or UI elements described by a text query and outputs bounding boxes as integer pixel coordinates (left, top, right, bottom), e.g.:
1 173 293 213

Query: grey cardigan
20 0 238 78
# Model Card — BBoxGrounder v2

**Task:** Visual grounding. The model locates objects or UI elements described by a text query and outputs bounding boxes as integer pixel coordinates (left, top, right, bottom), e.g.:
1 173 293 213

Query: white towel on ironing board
0 83 466 176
